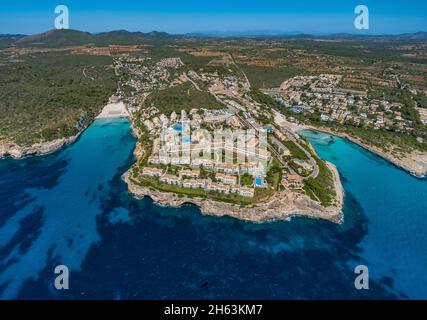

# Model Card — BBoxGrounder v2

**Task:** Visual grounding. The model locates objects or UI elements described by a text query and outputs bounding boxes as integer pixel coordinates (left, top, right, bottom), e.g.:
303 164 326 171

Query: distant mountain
0 34 26 48
16 29 95 47
145 31 171 38
2 29 427 48
184 30 427 41
297 31 427 41
8 29 176 48
94 30 145 46
394 31 427 40
185 30 304 37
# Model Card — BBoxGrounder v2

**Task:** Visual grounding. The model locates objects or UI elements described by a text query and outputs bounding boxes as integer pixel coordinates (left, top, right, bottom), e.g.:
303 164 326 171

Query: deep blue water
0 120 426 299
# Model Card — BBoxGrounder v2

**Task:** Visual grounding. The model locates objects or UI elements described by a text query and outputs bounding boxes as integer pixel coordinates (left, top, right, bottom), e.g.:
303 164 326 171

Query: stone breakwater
123 168 344 224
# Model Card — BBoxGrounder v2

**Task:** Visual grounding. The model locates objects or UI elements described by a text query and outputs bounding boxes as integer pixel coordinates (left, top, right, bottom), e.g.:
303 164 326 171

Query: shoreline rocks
123 171 344 224
306 126 427 179
0 134 80 160
0 97 132 161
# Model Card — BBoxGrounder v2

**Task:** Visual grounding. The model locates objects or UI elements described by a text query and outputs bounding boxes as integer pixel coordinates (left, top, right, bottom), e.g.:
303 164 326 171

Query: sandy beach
96 101 130 119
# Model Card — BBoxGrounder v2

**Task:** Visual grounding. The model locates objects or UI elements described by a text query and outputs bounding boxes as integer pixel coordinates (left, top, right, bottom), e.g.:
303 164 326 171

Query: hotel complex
140 109 271 198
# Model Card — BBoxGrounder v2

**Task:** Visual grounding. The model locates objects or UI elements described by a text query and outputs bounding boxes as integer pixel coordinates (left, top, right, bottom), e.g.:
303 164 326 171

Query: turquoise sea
0 119 426 299
301 130 427 298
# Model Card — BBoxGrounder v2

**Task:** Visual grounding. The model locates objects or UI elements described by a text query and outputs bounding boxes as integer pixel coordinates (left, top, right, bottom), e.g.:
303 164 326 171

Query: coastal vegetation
144 82 223 114
346 127 427 153
240 64 304 88
282 140 309 160
279 100 427 154
0 51 116 146
248 89 278 108
0 28 423 213
240 173 254 186
303 157 335 207
414 93 427 108
133 174 253 206
266 158 283 191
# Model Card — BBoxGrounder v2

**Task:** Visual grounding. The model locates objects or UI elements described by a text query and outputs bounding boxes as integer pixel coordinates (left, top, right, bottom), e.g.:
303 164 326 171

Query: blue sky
0 0 426 35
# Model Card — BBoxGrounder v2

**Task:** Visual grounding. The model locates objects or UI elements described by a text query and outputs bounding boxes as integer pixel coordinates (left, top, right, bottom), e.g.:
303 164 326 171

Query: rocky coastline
0 99 131 161
0 134 81 160
306 126 427 178
123 168 344 224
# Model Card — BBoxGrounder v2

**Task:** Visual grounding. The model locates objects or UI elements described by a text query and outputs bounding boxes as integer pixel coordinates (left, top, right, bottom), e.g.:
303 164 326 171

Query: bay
0 120 426 299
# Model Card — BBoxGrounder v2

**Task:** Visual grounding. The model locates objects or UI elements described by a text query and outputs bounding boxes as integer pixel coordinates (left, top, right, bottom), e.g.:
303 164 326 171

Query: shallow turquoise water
301 130 427 298
0 119 135 298
0 121 426 299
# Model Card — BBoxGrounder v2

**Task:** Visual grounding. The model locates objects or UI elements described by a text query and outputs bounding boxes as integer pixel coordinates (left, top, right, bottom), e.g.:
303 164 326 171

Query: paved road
233 112 295 173
185 72 202 91
268 135 296 174
261 88 282 95
272 124 319 179
230 53 251 90
212 91 319 179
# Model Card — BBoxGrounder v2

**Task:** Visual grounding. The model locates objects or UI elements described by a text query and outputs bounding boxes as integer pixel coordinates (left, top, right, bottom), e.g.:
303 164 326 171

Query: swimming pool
173 124 183 131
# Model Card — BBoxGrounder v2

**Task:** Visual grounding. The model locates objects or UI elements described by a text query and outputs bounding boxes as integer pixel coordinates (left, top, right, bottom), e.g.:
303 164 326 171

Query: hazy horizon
2 28 427 38
1 1 426 35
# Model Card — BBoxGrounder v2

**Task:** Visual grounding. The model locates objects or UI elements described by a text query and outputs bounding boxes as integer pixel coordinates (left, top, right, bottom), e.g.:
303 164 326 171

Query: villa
241 162 267 177
182 179 207 189
160 174 182 186
231 185 255 197
282 174 303 189
191 159 215 169
148 156 160 164
206 182 230 194
216 173 237 185
179 169 200 178
142 167 163 177
238 186 255 197
294 159 314 172
215 163 239 174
